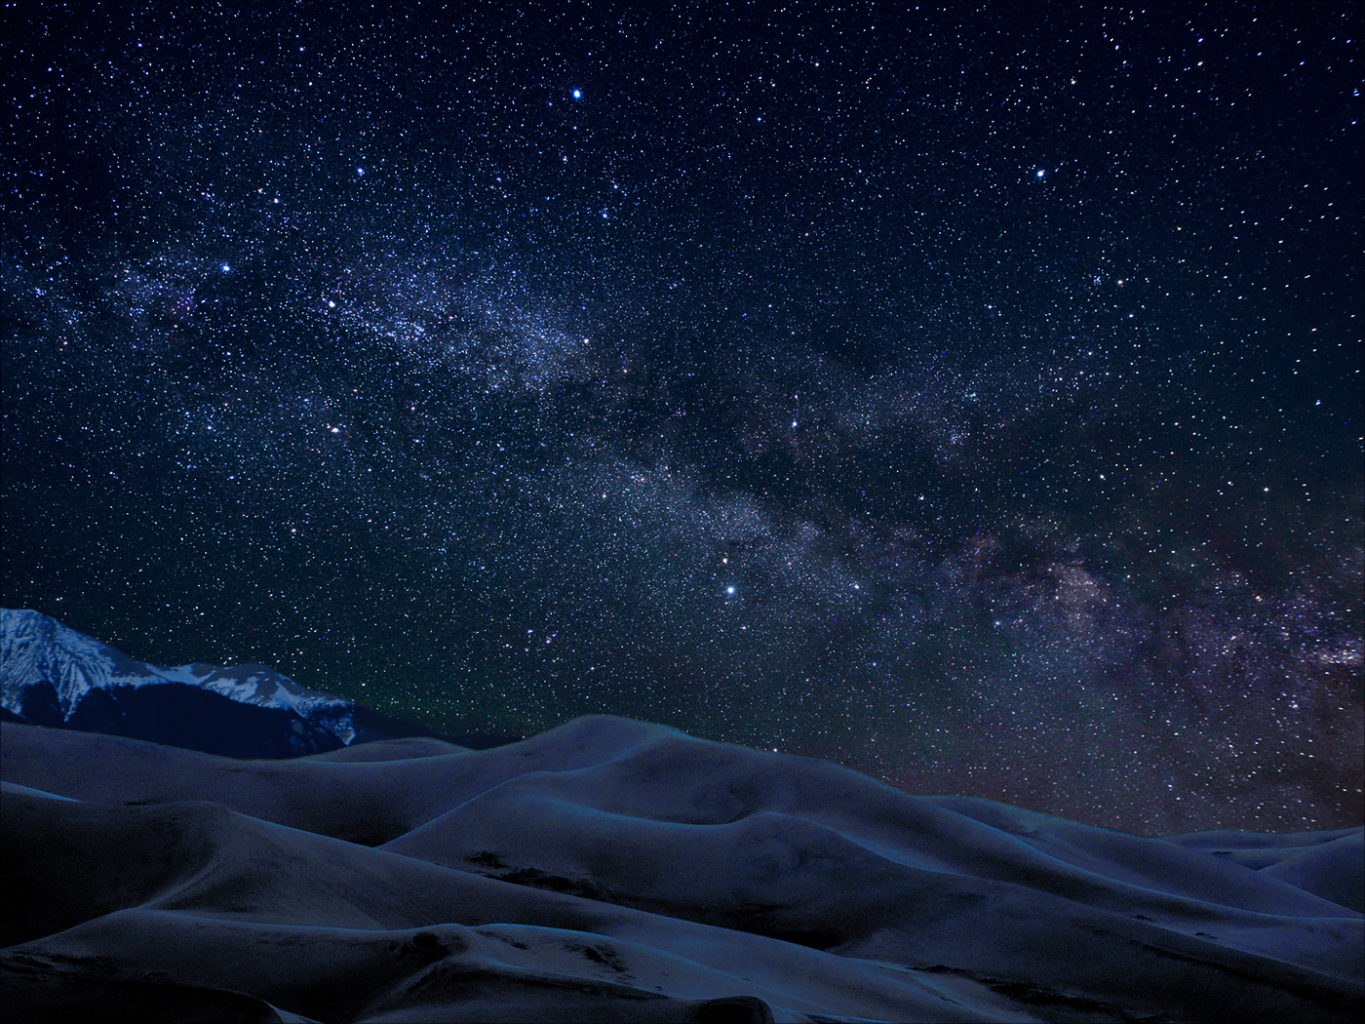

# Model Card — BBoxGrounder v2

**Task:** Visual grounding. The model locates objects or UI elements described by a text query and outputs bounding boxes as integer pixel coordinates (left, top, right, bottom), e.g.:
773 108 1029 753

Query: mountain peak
1 608 346 719
1 610 508 758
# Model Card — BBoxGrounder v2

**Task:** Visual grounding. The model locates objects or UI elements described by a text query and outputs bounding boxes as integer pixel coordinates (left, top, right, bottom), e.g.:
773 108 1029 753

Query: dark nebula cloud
3 2 1361 832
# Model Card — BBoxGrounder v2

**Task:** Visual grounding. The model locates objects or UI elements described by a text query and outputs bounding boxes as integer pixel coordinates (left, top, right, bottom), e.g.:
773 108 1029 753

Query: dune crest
2 718 1361 1022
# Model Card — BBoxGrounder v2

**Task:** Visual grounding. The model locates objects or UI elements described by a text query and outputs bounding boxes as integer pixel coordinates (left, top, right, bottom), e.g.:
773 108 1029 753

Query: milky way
3 3 1361 833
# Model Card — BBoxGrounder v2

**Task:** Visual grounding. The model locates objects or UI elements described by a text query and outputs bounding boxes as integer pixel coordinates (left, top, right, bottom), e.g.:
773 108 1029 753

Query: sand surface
3 716 1361 1022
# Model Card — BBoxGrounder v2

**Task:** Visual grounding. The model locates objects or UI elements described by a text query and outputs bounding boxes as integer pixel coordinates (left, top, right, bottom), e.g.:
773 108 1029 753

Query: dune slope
2 717 1361 1023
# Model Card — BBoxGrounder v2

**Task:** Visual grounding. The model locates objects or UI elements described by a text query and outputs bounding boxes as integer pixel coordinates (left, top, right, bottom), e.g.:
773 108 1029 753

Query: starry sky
3 2 1361 834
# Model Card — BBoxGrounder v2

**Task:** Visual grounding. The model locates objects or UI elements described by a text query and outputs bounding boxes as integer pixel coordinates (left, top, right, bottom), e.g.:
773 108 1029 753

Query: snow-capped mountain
0 608 464 756
1 607 347 719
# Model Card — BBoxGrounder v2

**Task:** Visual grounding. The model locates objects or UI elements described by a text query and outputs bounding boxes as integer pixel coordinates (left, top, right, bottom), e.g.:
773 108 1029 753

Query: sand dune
2 717 1361 1022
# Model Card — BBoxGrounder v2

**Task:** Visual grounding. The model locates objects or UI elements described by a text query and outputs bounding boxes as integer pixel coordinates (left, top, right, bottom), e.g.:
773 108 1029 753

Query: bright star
1035 168 1046 178
725 585 737 596
572 89 582 100
221 263 231 272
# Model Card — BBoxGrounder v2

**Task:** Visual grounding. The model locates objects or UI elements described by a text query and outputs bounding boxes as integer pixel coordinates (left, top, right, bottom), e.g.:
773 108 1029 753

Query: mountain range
0 608 509 756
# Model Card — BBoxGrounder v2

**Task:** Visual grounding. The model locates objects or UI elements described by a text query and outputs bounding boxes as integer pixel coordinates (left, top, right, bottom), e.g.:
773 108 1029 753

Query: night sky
3 2 1361 834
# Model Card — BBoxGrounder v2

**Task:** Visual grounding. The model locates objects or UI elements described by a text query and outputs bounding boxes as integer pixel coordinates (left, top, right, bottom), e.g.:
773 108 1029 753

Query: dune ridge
2 716 1361 1022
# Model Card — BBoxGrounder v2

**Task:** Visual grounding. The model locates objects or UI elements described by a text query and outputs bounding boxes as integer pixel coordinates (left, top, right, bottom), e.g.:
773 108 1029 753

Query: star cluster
3 2 1360 833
